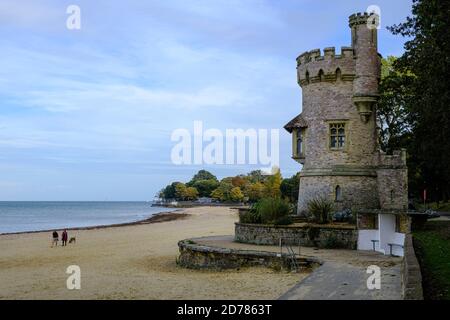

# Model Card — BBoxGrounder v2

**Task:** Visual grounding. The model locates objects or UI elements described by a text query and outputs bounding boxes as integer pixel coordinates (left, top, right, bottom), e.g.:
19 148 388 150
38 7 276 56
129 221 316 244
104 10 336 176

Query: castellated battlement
349 12 379 28
376 149 407 168
297 47 355 87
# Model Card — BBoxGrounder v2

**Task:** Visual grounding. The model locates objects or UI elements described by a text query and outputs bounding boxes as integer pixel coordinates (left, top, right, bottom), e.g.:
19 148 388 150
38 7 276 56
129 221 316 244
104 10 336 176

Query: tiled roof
284 113 308 133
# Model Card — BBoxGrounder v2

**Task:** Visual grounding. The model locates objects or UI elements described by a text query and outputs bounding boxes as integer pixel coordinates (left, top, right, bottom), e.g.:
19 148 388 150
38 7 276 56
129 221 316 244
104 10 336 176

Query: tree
220 177 233 184
189 170 218 183
161 182 181 199
175 183 188 201
280 173 300 203
211 188 224 201
377 56 414 153
185 187 199 201
190 179 219 197
264 167 282 198
174 183 199 201
230 187 244 202
246 170 268 184
245 182 265 202
231 176 247 188
389 0 450 201
211 181 233 202
185 170 219 197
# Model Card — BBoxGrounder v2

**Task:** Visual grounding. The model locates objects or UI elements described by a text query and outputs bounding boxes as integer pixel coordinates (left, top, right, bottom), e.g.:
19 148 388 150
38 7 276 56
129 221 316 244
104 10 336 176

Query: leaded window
330 123 346 149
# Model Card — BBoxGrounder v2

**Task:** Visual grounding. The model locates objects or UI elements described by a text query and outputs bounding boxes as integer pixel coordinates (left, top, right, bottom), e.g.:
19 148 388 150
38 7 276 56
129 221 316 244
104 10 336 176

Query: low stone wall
177 239 320 271
235 223 357 249
402 234 424 300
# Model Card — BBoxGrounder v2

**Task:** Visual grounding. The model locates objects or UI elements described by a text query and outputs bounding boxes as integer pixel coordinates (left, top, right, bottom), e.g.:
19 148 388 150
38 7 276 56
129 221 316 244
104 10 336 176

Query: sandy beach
0 206 307 300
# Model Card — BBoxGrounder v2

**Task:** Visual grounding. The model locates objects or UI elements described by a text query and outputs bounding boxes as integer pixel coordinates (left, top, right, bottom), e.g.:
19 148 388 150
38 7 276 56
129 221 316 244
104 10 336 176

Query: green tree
389 0 450 201
175 183 188 201
246 170 268 184
211 181 233 202
280 173 300 203
189 170 218 183
161 182 181 199
211 188 224 201
377 56 414 153
190 179 219 197
185 170 219 197
185 187 199 201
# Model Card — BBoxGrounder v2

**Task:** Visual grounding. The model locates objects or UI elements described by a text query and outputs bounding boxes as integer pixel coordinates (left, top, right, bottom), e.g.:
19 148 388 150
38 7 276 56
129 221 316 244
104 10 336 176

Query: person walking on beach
62 229 68 246
51 231 59 247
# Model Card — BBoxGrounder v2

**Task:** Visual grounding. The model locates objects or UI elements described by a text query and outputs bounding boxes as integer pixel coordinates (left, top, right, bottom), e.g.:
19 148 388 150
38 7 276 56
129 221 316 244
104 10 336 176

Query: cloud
0 0 413 200
19 84 259 113
0 0 63 30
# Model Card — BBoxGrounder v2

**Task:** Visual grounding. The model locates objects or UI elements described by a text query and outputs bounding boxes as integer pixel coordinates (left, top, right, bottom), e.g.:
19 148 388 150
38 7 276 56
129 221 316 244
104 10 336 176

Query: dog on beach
69 237 76 244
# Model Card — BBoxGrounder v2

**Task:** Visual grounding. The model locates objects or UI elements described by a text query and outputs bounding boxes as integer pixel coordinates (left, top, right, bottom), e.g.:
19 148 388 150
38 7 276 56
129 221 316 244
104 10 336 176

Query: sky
0 0 413 201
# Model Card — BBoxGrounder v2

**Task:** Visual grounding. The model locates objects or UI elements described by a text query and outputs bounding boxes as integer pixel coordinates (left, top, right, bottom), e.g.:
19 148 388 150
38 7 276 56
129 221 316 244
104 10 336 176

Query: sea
0 201 174 234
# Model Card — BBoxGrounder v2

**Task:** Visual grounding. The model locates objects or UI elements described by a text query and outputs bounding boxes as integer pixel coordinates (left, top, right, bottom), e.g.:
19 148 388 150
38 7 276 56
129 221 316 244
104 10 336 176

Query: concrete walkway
279 261 401 300
194 236 403 300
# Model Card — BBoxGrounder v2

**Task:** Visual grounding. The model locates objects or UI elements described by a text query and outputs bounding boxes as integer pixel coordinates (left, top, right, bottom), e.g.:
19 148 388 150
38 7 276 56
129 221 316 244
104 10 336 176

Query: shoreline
0 209 188 236
0 206 306 299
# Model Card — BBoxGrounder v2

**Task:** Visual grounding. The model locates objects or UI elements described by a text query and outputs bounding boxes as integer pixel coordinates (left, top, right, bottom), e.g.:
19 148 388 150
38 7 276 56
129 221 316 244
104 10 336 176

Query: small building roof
284 113 308 133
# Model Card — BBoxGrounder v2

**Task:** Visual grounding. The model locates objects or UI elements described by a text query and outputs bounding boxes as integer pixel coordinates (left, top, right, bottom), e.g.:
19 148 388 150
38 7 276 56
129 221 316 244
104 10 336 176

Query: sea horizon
0 201 174 234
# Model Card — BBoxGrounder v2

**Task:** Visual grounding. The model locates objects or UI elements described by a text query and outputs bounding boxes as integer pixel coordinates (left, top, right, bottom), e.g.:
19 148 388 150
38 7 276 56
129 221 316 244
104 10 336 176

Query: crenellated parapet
297 47 355 87
349 12 379 28
376 148 408 211
376 149 407 168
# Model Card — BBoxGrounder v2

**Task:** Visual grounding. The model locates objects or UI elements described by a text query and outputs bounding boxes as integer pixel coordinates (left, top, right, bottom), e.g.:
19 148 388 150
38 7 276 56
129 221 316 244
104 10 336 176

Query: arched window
305 71 310 84
336 68 342 81
318 69 324 82
295 128 303 156
335 185 342 201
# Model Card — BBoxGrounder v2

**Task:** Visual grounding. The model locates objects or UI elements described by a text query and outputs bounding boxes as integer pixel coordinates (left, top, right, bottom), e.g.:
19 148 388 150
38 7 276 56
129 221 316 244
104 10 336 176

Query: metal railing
279 237 301 272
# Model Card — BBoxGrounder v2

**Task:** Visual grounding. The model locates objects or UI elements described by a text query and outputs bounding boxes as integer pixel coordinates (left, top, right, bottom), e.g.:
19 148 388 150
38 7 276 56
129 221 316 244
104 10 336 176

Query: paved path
194 236 403 300
279 261 401 300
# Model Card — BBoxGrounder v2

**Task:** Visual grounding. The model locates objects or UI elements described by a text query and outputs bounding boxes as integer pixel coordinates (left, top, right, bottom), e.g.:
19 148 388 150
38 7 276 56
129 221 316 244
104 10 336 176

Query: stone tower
284 12 408 215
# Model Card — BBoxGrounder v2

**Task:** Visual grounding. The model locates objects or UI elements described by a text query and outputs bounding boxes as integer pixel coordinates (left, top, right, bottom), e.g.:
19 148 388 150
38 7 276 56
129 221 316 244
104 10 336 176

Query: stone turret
349 12 381 123
285 11 385 214
284 10 409 257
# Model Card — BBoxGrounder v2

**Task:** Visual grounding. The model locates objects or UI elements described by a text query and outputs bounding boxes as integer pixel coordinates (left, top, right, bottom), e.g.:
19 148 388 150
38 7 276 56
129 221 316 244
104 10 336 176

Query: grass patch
416 201 450 212
413 220 450 300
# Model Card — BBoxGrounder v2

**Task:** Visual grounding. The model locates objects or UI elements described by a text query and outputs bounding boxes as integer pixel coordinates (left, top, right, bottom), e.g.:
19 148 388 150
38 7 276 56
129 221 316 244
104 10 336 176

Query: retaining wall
177 239 320 271
402 234 424 300
235 223 357 249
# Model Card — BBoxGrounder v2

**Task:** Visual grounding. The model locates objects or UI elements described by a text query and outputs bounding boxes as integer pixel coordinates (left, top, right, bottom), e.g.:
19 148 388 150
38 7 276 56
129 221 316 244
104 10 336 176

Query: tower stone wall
288 12 408 215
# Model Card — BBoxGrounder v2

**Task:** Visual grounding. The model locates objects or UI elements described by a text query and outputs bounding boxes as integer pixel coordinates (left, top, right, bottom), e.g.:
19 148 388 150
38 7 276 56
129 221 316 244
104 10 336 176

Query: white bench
387 243 404 256
370 239 379 251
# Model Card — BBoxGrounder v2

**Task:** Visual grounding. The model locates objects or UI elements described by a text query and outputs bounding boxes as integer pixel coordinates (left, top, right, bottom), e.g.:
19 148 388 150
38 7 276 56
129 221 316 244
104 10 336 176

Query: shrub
257 197 293 224
307 227 320 241
273 215 293 226
239 198 293 225
239 209 261 224
333 208 353 223
324 234 341 249
307 196 334 224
